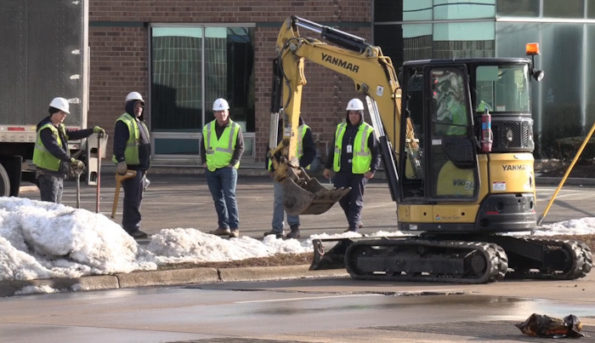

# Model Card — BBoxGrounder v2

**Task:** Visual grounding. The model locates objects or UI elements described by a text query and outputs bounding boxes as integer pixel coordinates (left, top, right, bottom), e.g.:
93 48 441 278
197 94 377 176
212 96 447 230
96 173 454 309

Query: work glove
116 161 128 175
93 126 106 136
70 157 85 173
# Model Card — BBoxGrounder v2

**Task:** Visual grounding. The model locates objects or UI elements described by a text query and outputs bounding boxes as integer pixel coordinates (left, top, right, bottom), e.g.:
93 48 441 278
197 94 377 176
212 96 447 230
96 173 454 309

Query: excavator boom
269 16 408 214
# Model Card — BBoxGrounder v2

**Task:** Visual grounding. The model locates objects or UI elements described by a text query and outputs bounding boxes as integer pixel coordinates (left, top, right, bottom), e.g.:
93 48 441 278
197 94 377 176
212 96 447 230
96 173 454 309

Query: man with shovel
112 91 151 239
33 97 105 203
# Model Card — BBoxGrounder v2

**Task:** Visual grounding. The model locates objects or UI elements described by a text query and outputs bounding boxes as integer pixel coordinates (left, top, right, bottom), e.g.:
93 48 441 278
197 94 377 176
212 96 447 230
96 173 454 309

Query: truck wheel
0 164 10 197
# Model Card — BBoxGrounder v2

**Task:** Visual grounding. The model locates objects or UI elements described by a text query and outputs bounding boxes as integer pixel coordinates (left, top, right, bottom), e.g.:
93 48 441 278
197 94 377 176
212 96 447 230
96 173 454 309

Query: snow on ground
0 196 594 283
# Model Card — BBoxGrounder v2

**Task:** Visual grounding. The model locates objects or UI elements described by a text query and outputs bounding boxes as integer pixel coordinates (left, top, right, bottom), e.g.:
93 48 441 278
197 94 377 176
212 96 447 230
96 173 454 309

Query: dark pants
333 172 367 230
122 170 145 233
38 174 64 203
206 166 239 229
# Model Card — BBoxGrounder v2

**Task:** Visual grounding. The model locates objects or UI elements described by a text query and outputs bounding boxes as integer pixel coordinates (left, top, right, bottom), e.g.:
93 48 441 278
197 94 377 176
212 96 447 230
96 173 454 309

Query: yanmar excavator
269 16 592 283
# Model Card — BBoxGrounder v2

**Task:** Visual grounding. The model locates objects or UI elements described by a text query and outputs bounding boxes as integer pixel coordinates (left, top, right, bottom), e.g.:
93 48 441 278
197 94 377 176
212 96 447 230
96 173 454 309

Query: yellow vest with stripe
203 119 241 172
333 122 373 174
33 123 68 171
267 124 311 171
112 113 147 165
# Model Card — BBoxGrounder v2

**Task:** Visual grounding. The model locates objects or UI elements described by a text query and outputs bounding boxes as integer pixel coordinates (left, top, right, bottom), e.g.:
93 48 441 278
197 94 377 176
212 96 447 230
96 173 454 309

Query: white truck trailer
0 0 100 196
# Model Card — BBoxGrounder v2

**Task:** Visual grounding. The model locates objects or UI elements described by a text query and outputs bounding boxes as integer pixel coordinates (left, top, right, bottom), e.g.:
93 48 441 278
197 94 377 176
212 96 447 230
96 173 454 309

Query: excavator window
402 70 425 198
475 64 530 113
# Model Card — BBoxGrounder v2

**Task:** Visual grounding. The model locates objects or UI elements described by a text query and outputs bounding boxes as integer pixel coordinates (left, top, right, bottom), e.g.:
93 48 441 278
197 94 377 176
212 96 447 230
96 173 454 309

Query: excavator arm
270 16 414 214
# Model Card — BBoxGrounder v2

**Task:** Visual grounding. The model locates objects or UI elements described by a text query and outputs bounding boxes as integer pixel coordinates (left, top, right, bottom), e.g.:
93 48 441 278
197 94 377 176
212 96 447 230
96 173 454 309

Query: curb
0 265 348 297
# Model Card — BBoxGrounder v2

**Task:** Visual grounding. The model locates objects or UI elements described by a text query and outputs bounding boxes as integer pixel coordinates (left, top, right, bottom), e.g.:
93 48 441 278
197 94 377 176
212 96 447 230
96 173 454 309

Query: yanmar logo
502 164 527 171
321 52 359 73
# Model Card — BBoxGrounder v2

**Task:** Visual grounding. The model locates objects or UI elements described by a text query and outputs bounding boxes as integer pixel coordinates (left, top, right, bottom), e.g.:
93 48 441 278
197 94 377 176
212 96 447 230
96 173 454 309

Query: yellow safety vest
203 120 241 172
112 113 148 165
33 123 68 171
333 122 373 174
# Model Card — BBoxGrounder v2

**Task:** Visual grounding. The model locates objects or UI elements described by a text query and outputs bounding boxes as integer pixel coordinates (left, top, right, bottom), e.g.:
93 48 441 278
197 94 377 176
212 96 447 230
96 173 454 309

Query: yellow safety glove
93 126 106 136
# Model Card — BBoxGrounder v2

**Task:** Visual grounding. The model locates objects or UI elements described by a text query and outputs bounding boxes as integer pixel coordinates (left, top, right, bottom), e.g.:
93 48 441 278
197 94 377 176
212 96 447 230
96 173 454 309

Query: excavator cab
397 59 537 234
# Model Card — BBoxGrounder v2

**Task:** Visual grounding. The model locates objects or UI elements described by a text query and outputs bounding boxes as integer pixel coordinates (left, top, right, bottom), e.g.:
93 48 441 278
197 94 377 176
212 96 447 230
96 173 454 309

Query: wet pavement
1 274 594 342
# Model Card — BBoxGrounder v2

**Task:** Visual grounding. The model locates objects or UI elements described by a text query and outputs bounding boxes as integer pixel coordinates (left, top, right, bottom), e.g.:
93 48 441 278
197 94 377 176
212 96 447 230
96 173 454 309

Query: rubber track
503 237 593 280
344 239 508 284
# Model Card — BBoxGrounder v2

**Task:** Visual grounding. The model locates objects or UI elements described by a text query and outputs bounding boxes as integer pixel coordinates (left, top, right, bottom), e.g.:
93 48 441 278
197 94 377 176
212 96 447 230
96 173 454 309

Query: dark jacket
324 111 381 174
113 101 151 171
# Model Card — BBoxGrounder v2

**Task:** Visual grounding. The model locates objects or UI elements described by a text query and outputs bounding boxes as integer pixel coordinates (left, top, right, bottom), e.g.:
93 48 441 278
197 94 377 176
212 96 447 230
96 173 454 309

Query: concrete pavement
0 264 348 297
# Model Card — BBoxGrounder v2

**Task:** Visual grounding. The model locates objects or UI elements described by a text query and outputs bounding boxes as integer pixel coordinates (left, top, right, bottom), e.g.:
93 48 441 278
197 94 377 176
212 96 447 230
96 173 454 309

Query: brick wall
89 0 372 164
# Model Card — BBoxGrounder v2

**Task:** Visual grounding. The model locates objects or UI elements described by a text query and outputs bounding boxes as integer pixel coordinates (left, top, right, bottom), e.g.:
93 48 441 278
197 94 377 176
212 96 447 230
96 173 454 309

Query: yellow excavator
269 16 592 283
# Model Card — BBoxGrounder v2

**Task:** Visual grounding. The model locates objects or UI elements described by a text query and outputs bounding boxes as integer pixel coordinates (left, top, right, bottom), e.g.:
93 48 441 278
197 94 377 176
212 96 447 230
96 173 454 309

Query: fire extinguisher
481 109 493 152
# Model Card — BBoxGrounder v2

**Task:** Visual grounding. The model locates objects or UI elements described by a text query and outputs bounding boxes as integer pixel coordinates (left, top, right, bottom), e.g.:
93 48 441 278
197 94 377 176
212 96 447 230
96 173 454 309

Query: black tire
0 164 10 196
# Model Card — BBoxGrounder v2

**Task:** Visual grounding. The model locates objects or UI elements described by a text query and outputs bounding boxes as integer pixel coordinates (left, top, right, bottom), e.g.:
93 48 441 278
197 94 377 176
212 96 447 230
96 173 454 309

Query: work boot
210 227 231 236
130 230 149 239
285 224 300 239
263 230 283 239
229 229 240 238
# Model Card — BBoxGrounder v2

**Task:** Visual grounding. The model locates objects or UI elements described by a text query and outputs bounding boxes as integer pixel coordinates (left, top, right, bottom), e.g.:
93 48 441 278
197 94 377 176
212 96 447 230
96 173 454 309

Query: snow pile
145 228 312 264
0 197 151 280
0 197 594 283
539 217 595 236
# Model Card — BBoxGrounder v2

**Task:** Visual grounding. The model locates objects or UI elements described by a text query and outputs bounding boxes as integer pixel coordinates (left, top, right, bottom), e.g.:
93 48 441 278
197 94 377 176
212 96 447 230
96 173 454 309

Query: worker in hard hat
264 116 316 239
322 98 381 232
112 91 151 239
200 98 245 238
33 97 105 203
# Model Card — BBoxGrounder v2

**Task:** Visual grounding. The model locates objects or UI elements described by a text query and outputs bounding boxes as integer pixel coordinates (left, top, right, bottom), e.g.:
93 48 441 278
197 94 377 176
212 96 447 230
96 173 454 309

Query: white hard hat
125 91 144 103
49 97 70 114
213 98 230 111
346 98 364 111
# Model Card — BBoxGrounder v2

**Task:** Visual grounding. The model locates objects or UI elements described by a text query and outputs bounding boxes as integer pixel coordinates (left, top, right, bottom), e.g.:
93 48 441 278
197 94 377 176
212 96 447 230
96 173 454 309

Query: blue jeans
206 166 239 229
271 180 299 233
38 173 64 203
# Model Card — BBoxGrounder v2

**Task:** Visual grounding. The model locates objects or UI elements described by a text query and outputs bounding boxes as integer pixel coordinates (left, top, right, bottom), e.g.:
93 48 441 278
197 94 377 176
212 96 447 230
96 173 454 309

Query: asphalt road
20 173 595 238
1 272 594 342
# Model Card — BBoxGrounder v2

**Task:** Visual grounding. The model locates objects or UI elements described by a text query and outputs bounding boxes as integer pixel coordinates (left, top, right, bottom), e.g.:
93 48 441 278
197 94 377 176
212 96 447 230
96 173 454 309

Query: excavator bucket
281 166 350 215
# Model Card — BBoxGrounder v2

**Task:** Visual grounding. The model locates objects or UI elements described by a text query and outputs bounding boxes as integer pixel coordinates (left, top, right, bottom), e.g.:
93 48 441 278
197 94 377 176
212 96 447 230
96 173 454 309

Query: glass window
496 0 539 17
543 0 583 18
150 25 255 158
402 68 425 198
496 22 584 157
589 0 595 18
204 27 255 132
151 27 203 132
432 69 468 136
475 64 530 113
